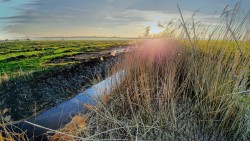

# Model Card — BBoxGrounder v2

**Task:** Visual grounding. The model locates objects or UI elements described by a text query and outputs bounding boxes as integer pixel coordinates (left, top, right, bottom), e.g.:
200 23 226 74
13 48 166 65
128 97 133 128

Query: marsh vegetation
50 4 250 141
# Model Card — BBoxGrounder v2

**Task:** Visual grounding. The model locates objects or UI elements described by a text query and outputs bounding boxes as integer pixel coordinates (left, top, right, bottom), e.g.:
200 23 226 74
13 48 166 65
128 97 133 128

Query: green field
0 40 130 78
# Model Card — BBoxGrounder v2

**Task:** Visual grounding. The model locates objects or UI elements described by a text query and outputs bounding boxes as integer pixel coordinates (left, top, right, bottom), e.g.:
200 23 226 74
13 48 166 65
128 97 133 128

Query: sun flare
150 24 164 34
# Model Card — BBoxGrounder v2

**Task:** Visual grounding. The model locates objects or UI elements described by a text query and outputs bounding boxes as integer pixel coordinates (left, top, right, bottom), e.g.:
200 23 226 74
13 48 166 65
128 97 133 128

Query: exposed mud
0 45 132 121
46 45 132 64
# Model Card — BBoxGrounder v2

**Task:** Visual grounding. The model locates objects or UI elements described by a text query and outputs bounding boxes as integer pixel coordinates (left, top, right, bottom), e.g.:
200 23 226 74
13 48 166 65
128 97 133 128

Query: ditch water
6 71 124 141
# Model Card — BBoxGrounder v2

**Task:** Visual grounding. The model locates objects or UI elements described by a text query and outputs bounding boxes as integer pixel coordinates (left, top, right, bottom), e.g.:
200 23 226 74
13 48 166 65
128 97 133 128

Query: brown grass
0 120 28 141
65 38 250 140
0 73 9 85
49 115 87 141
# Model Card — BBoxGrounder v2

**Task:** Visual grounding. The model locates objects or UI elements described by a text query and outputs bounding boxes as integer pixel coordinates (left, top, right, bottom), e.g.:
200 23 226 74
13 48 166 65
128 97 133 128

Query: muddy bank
0 55 117 121
1 70 123 141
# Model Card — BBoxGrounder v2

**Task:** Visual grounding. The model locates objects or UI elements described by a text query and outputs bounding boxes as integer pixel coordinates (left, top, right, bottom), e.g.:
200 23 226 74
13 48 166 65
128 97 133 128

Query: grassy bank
50 39 250 140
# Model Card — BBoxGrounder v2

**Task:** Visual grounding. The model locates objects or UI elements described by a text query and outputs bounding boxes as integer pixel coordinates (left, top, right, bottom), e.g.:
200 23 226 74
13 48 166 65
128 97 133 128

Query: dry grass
0 120 28 141
49 115 88 141
57 37 250 140
52 4 250 140
0 73 9 85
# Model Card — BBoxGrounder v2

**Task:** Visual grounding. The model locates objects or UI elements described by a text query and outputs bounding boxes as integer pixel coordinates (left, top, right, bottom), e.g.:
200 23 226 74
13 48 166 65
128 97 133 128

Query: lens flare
150 25 164 34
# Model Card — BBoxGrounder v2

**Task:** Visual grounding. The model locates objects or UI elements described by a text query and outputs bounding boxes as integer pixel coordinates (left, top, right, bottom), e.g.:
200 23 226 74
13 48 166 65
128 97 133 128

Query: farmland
0 40 131 120
0 40 130 78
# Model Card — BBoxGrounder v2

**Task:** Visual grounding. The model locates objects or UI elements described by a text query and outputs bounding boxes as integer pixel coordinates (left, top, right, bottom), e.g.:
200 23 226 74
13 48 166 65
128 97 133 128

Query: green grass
0 40 130 78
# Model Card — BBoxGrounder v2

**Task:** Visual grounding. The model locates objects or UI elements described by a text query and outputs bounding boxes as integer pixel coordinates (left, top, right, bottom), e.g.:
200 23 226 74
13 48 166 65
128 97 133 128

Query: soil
0 46 131 121
46 45 131 64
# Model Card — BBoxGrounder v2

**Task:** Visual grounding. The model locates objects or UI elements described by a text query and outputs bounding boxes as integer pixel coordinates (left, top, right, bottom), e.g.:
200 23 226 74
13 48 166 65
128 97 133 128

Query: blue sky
0 0 249 39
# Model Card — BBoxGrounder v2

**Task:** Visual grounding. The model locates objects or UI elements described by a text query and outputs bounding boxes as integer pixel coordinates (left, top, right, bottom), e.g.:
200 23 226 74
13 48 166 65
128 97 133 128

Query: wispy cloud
0 0 11 2
63 7 89 12
0 0 249 38
0 10 74 24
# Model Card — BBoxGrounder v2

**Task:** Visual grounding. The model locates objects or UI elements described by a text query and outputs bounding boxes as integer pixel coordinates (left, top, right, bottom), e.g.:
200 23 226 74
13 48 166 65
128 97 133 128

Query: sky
0 0 249 39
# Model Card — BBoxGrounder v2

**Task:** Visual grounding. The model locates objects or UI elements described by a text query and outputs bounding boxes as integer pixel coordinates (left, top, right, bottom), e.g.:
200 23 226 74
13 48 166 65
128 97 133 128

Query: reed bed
59 4 250 140
65 37 250 141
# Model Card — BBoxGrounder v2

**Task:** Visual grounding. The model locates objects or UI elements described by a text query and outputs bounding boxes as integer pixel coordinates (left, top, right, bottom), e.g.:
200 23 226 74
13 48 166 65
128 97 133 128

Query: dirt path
47 45 133 64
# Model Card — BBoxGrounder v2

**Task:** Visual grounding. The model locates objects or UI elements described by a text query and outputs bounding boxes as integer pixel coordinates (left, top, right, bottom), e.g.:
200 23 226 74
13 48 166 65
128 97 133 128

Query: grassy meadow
0 40 129 79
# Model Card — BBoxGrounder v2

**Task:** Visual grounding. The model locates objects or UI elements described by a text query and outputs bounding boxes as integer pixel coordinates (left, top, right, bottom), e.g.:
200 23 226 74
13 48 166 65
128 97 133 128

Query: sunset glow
0 0 249 39
150 24 164 34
